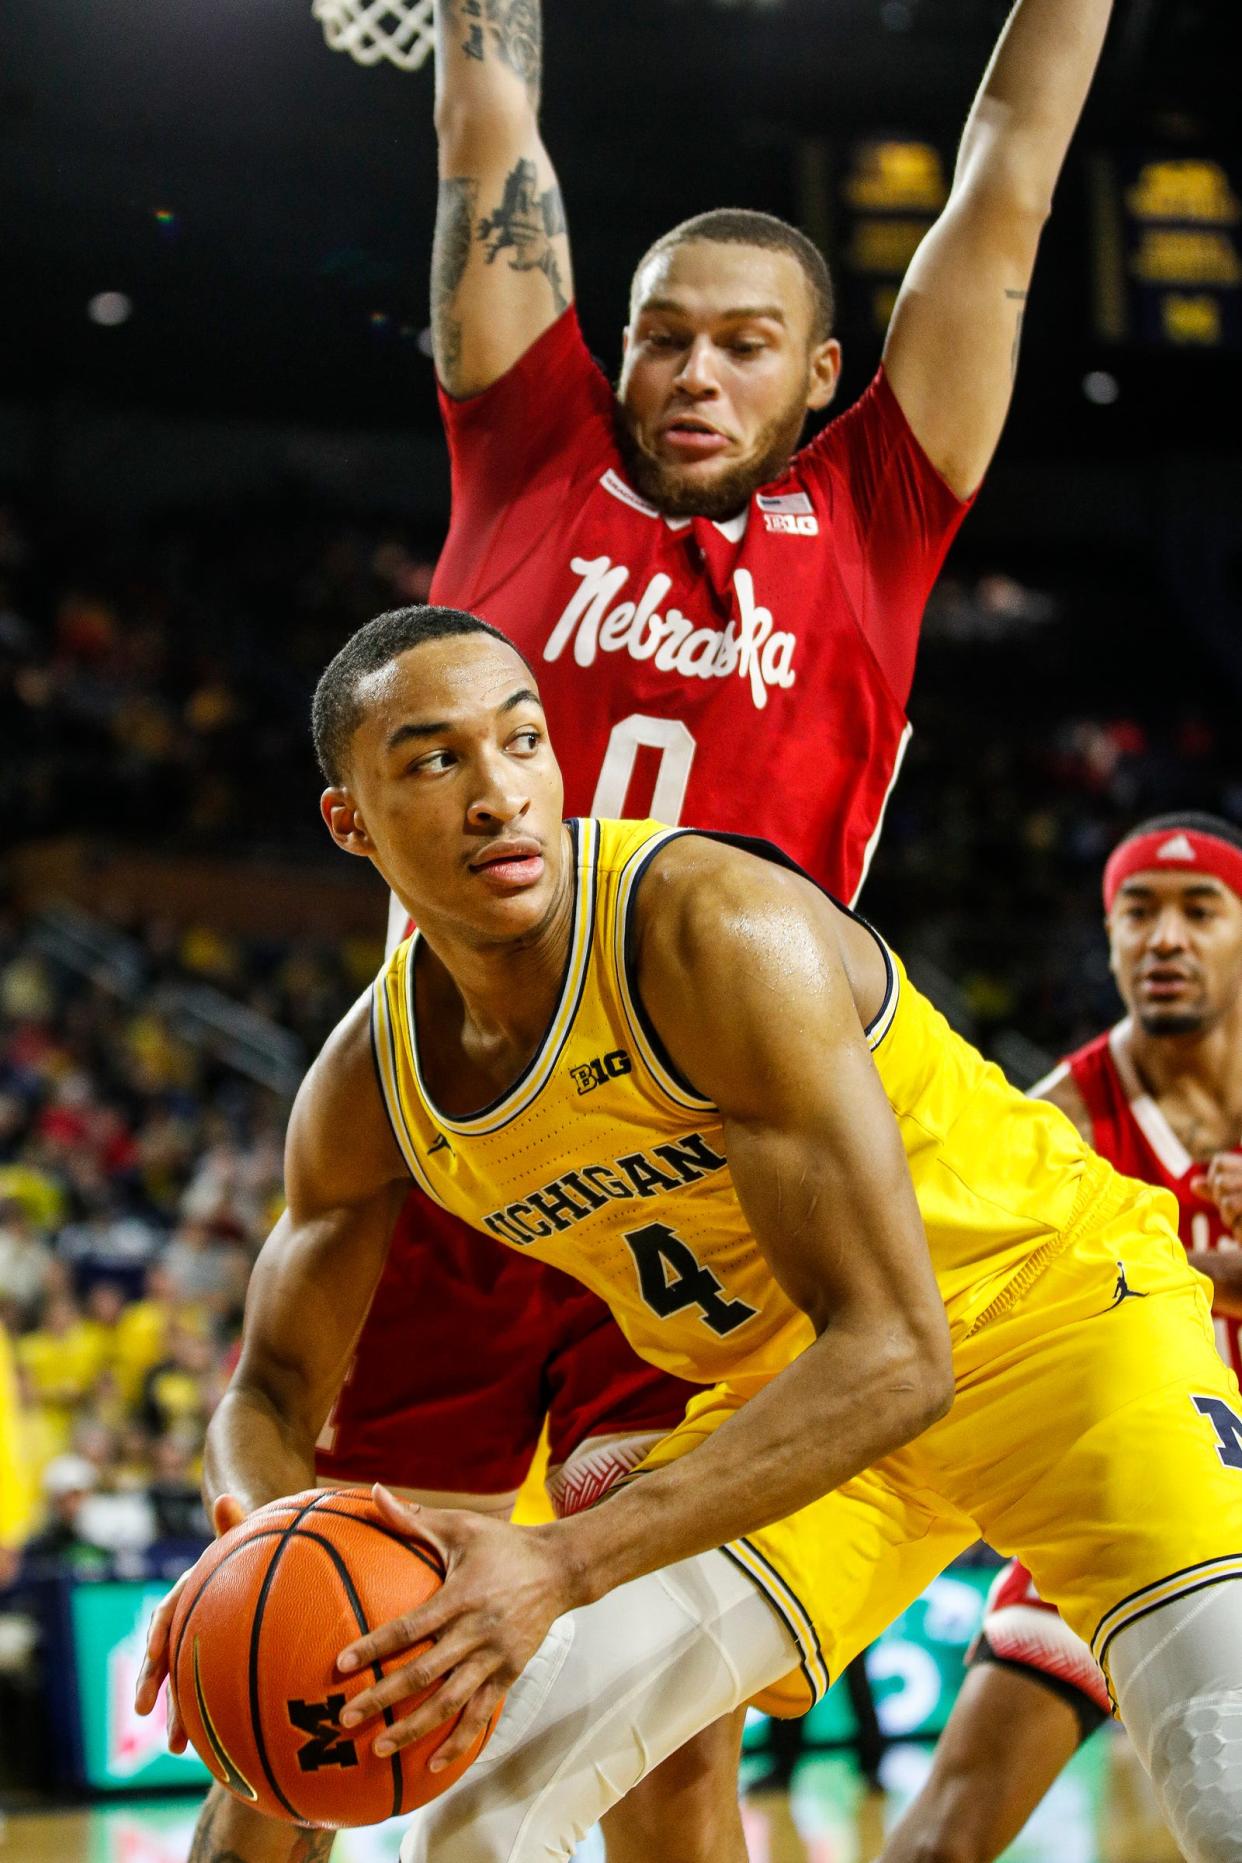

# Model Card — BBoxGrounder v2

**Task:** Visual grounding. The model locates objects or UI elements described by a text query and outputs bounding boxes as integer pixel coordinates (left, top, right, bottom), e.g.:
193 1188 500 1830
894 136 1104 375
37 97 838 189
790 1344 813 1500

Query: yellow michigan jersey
373 819 1242 1713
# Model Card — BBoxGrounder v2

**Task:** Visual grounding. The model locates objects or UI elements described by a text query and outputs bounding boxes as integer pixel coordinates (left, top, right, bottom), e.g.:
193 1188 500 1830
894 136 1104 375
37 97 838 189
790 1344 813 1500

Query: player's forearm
435 0 543 147
202 1380 318 1518
1188 1249 1242 1321
955 0 1114 221
550 1318 952 1610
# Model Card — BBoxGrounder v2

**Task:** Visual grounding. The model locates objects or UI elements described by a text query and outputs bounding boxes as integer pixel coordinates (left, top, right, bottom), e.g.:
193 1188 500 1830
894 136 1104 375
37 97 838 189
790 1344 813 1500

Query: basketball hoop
312 0 435 71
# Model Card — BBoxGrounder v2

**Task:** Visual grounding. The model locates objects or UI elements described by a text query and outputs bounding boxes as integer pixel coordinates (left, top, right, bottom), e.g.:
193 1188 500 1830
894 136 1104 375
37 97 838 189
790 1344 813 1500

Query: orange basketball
169 1488 501 1828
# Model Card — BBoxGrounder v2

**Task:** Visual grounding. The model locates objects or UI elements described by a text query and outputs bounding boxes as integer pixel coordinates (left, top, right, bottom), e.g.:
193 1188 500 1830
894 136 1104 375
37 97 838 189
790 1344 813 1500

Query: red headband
1103 828 1242 911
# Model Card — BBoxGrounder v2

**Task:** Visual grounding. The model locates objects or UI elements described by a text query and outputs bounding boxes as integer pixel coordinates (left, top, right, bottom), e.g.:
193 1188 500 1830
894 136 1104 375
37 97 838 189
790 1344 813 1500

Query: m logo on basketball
288 1696 359 1773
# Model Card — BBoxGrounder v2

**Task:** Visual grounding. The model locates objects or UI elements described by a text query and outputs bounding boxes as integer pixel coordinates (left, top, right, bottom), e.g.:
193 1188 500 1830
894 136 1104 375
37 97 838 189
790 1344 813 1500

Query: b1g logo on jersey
570 1049 632 1094
757 492 819 537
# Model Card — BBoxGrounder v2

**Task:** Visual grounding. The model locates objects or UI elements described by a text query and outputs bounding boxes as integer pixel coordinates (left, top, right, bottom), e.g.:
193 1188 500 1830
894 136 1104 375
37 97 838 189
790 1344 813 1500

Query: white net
312 0 435 71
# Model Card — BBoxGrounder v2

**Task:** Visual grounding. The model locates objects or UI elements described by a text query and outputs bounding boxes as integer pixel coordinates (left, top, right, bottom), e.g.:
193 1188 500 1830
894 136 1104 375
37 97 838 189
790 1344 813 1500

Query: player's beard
612 378 811 520
1137 1007 1209 1037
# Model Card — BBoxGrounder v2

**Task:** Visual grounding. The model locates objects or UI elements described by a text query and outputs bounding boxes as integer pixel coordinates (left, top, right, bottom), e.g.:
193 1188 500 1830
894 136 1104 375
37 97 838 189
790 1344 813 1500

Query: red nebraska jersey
1063 1020 1242 1382
431 307 971 899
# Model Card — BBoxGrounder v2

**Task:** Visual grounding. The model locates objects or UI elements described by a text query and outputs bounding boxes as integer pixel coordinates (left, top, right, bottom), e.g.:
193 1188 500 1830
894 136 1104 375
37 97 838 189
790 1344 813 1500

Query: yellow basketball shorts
638 1169 1242 1716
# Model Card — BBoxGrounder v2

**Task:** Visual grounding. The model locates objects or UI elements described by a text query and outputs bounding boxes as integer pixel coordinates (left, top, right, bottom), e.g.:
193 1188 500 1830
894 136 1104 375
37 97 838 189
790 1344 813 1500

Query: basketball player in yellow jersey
139 607 1242 1863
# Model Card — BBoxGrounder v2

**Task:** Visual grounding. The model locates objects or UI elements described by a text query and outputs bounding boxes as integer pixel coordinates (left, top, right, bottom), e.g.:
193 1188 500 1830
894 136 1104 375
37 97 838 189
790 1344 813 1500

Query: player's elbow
893 1320 955 1438
434 91 537 164
954 150 1055 248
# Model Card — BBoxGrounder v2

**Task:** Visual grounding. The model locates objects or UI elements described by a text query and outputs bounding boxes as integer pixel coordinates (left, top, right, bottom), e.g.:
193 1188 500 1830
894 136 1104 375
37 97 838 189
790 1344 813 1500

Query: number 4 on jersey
1194 1394 1242 1469
624 1222 757 1337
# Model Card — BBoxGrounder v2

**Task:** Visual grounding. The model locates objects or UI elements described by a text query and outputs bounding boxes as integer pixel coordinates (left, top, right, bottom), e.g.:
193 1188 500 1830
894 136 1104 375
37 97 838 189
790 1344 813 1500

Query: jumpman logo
1103 1261 1149 1312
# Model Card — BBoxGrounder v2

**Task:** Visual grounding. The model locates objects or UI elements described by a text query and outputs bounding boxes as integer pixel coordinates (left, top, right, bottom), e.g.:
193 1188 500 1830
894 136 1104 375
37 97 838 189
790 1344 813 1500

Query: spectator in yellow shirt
0 1324 32 1584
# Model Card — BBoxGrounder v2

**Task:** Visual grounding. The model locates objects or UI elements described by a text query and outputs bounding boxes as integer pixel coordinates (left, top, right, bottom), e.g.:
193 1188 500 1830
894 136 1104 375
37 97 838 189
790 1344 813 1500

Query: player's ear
321 788 374 858
805 337 842 412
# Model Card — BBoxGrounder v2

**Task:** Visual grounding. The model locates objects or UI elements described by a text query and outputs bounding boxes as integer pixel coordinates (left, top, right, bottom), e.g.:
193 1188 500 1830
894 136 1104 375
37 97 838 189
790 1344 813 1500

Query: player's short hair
632 208 836 343
312 604 532 786
1116 811 1242 856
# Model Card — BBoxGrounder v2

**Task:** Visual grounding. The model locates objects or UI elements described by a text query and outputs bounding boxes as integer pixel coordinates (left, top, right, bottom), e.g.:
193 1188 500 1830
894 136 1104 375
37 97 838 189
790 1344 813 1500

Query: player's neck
1126 1007 1242 1144
413 832 578 1098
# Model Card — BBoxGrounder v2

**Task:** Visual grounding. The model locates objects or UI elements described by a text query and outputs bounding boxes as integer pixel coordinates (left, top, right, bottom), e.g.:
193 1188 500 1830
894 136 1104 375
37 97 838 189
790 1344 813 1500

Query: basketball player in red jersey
881 811 1242 1863
183 4 1118 1857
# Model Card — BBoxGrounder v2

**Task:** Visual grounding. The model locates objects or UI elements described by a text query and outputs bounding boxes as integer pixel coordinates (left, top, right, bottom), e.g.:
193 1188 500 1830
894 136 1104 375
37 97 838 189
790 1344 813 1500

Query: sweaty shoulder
632 834 883 1035
1029 1059 1095 1147
285 987 406 1218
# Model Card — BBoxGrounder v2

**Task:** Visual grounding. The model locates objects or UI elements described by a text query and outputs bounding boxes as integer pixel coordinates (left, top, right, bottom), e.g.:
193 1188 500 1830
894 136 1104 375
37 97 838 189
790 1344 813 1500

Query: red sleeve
433 310 615 607
802 368 975 705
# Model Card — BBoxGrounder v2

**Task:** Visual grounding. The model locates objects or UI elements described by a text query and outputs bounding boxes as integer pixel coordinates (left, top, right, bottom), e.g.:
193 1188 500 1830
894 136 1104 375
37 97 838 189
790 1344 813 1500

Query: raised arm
883 0 1114 497
204 993 409 1513
432 0 573 396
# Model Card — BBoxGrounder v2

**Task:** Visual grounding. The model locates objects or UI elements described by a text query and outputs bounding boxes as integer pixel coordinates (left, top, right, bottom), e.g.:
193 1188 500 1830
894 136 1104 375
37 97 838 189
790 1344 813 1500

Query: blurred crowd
0 496 439 854
0 910 378 1578
1 487 1239 1579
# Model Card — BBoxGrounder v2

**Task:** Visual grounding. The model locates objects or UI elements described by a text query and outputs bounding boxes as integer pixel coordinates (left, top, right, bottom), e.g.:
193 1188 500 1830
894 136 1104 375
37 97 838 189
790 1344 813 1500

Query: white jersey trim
851 721 912 906
1028 1059 1071 1101
1107 1019 1193 1179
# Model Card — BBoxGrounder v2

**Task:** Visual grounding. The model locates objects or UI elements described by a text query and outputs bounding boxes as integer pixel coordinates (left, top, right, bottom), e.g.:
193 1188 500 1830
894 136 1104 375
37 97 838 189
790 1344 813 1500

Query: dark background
1 0 1234 447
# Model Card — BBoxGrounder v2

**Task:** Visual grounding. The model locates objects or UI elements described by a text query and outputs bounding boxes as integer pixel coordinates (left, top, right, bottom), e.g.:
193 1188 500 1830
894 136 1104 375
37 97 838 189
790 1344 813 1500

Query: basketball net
312 0 435 71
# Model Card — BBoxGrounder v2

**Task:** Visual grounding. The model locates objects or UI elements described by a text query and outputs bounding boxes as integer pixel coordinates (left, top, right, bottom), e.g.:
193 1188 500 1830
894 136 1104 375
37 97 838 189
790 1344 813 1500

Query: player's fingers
135 1576 187 1714
371 1657 495 1758
371 1484 454 1568
337 1593 456 1675
339 1628 476 1727
427 1679 504 1773
165 1677 188 1752
212 1493 246 1538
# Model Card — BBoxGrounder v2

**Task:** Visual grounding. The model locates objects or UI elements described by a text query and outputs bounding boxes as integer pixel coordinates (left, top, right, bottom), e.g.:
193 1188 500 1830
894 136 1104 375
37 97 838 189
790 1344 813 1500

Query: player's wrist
537 1513 618 1612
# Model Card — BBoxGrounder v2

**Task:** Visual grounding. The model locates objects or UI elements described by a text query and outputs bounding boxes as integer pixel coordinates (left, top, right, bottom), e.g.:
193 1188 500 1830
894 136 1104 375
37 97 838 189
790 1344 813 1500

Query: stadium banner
839 138 949 338
1091 151 1242 350
68 1579 210 1792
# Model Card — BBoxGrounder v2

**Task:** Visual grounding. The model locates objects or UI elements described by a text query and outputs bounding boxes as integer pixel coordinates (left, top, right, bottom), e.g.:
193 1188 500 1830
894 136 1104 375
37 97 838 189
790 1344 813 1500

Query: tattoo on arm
187 1793 245 1863
292 1831 337 1862
1006 287 1028 382
478 158 568 316
187 1789 337 1863
444 0 542 107
485 0 541 103
432 176 480 377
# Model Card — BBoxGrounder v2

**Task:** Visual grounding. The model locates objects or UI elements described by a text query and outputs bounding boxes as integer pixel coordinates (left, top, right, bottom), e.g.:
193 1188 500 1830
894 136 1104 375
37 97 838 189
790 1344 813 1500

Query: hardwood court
1 1729 1181 1863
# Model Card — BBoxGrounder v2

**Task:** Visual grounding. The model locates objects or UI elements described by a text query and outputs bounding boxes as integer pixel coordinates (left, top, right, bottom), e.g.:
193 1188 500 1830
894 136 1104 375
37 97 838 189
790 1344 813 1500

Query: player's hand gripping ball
169 1488 503 1828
